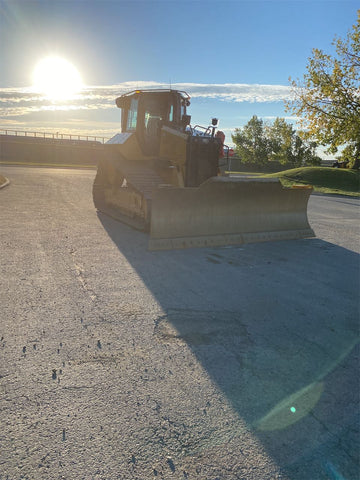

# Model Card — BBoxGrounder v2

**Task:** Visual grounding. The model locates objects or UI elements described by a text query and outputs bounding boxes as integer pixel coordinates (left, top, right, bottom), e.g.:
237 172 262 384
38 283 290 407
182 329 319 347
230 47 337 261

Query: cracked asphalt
0 166 359 479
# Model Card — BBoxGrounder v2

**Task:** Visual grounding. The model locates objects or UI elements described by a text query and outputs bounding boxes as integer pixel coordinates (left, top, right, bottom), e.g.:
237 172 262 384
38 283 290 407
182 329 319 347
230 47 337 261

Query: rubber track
93 159 166 231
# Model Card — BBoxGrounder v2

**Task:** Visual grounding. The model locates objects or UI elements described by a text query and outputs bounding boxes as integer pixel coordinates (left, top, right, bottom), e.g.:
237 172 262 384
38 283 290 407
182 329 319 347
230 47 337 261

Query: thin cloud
175 83 293 103
84 82 294 103
0 81 293 118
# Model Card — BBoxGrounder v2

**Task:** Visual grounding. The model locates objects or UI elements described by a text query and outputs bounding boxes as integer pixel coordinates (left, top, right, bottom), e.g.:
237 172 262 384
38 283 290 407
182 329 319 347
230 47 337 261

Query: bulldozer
93 89 314 250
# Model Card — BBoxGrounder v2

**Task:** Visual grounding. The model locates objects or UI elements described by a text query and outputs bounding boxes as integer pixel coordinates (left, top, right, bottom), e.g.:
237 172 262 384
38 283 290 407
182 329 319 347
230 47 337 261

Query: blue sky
0 0 358 150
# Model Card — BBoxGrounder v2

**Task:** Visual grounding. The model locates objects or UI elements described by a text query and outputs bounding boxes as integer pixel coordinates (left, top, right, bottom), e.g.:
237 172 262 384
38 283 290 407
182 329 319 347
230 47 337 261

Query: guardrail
0 129 109 144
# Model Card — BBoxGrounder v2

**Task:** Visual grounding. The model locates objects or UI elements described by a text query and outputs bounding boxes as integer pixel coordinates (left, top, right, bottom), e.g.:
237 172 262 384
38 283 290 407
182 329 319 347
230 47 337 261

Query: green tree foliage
267 118 321 166
287 12 360 168
231 116 270 165
232 116 321 167
267 118 294 164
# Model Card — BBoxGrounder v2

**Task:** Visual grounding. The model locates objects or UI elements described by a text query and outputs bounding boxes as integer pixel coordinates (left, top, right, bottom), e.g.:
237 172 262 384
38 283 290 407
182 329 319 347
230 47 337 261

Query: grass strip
263 167 360 197
0 161 96 169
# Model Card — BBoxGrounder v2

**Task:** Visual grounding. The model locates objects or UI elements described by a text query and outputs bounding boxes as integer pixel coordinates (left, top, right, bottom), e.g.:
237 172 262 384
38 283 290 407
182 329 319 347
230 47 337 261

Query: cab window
169 104 174 122
181 102 186 120
126 98 138 131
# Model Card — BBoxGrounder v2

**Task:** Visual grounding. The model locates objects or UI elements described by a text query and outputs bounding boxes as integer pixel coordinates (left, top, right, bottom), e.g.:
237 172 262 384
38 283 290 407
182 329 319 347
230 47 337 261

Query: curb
311 191 360 199
0 177 10 189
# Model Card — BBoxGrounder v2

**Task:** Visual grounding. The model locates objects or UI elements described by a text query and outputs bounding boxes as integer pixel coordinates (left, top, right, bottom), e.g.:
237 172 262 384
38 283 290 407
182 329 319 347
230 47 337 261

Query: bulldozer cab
116 90 190 156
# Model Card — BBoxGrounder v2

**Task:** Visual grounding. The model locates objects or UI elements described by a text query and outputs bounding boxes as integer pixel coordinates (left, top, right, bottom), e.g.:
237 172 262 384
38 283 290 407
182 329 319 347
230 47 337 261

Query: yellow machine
93 89 314 250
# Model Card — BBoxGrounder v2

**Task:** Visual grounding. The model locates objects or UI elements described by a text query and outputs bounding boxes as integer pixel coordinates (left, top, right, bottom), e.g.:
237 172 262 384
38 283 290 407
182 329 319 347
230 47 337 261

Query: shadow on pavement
99 213 359 480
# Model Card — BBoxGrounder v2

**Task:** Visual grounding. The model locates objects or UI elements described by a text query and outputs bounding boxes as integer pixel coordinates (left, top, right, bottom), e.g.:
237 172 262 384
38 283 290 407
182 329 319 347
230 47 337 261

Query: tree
293 135 322 166
232 115 270 165
267 118 321 166
267 117 294 164
232 116 321 167
287 12 360 168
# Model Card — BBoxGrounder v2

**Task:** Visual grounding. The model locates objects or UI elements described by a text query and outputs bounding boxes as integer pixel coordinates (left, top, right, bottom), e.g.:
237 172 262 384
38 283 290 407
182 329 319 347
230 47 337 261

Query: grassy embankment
265 167 360 197
229 167 359 196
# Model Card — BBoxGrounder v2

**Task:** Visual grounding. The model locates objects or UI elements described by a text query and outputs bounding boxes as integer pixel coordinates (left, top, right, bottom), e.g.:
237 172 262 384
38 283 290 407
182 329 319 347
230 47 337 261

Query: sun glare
33 56 83 100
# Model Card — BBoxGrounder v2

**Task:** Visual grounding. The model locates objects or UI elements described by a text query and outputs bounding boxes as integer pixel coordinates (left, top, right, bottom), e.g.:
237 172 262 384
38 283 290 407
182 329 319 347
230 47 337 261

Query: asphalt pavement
0 166 359 479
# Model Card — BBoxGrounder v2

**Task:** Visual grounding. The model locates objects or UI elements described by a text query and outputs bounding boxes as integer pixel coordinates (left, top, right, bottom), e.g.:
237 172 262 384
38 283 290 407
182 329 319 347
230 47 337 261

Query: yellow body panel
159 126 188 185
105 133 148 161
160 126 188 165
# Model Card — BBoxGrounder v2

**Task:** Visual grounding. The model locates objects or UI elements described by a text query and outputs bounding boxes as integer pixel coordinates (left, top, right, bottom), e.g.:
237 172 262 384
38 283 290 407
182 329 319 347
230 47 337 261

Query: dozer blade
148 177 315 250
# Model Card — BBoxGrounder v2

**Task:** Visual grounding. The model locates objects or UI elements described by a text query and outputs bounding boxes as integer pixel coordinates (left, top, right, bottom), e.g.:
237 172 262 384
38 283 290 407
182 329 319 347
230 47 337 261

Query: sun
32 56 83 100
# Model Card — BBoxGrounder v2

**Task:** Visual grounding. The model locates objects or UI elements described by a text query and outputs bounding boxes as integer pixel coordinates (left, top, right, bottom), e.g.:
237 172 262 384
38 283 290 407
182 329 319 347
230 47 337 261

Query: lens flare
32 56 83 100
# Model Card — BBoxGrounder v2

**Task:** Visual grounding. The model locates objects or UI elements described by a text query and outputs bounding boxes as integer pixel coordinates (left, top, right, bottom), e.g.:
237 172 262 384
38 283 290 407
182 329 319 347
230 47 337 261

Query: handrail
0 129 109 144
